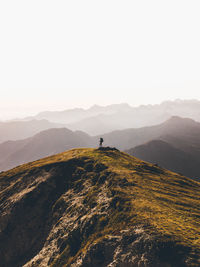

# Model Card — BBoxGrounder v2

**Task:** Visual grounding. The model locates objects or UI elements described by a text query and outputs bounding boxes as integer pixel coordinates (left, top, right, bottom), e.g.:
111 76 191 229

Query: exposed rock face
72 229 190 267
0 148 199 267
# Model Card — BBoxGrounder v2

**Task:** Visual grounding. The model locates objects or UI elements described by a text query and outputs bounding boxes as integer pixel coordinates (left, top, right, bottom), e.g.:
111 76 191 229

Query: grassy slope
0 148 200 265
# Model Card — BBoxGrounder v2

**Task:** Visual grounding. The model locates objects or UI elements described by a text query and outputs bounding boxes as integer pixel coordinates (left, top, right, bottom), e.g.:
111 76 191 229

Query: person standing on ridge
99 137 104 148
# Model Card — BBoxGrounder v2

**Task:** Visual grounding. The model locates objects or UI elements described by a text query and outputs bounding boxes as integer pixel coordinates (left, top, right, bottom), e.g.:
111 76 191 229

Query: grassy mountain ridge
0 148 199 266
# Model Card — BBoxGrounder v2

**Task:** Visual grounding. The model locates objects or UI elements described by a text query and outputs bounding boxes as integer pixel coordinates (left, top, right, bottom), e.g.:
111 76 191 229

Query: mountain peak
164 116 197 125
0 148 199 266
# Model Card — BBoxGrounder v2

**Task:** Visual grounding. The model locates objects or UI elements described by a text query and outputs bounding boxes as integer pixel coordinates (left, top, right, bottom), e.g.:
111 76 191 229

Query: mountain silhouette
0 128 93 171
1 116 200 181
127 140 200 180
101 116 200 150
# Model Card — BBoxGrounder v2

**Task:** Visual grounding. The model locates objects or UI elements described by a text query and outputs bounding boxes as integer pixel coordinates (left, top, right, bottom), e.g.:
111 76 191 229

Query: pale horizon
0 98 200 121
1 0 200 119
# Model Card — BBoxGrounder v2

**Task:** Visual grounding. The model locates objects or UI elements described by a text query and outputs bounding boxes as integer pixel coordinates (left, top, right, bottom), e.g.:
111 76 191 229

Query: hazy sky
0 0 200 118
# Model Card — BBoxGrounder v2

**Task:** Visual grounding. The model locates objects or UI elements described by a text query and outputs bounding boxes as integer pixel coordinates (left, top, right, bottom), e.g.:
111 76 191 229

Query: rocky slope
0 148 200 266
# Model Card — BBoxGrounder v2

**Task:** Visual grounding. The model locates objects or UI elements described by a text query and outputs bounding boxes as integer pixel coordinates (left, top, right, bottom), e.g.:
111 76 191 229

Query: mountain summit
0 148 199 266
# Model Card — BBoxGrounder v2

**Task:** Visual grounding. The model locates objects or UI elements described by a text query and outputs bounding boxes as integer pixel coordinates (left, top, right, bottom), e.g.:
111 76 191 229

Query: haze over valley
20 99 200 135
1 100 200 182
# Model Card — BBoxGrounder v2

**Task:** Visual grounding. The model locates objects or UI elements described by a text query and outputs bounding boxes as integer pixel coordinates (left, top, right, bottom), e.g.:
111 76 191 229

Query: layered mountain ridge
23 100 200 135
1 116 200 181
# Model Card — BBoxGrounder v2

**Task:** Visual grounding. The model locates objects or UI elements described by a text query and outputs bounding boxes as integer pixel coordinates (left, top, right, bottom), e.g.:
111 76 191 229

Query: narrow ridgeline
0 147 199 266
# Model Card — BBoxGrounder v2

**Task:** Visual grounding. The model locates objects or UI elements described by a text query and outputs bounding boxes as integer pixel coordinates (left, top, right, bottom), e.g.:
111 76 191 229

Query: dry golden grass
1 147 200 262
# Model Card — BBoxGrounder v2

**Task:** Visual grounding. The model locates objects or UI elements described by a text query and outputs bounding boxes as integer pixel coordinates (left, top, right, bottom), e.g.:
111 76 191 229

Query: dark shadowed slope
0 128 94 171
126 140 200 180
0 119 63 143
0 148 200 267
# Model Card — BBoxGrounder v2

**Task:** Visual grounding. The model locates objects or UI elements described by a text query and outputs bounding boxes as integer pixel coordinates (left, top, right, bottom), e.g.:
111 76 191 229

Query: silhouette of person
99 137 104 148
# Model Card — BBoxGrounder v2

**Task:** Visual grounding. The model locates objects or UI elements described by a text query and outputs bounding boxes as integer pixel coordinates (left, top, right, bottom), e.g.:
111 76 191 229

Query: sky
0 0 200 119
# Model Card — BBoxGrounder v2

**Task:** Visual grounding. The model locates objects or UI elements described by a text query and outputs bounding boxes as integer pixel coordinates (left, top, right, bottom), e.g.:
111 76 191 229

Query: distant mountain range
23 99 200 135
101 116 200 150
2 100 200 140
25 103 132 126
1 116 200 180
0 119 63 143
125 116 200 180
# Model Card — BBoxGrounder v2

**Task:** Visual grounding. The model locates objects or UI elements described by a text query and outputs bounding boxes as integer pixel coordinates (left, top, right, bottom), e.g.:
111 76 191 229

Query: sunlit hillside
0 148 199 266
